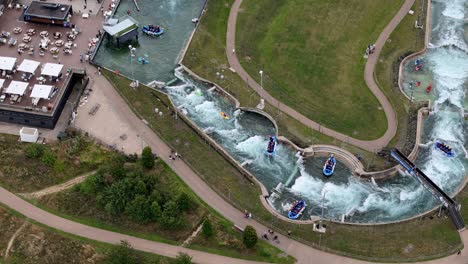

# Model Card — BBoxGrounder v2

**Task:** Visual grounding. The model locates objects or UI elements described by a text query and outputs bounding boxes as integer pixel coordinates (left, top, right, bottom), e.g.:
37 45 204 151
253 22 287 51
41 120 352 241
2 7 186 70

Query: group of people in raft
436 142 452 154
324 157 335 170
267 136 275 153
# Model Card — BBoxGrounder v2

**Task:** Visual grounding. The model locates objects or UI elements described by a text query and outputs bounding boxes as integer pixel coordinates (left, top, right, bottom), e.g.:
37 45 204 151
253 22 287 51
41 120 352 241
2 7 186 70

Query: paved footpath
0 67 465 263
226 0 415 152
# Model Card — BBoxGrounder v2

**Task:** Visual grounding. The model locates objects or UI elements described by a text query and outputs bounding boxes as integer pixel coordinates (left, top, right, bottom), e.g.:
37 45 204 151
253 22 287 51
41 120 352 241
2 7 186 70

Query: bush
105 240 142 264
176 192 192 211
126 195 154 224
103 179 134 215
25 143 45 158
141 146 155 169
202 218 214 238
80 173 105 194
41 150 57 167
67 136 88 156
243 225 258 248
53 160 66 173
175 253 192 264
160 200 183 229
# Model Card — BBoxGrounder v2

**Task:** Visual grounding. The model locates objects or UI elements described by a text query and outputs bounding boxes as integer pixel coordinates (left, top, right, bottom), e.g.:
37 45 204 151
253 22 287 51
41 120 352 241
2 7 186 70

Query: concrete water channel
94 0 467 224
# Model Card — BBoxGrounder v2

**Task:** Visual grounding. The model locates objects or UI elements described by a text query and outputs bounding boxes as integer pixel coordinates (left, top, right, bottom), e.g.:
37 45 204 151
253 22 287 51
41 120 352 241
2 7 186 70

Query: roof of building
24 1 72 21
103 17 138 37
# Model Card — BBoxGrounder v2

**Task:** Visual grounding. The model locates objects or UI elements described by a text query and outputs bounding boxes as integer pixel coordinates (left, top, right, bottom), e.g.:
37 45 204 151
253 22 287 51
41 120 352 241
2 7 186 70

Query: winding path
20 171 97 199
226 0 414 152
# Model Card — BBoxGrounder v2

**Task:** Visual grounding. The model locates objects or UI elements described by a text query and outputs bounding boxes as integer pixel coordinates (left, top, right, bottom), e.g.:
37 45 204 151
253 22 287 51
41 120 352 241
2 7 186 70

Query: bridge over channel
390 149 465 231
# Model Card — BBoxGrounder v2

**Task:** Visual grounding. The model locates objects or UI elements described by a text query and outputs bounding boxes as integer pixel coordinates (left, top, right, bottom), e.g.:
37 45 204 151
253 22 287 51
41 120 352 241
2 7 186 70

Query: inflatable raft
288 200 306 220
142 25 164 36
323 155 336 177
435 141 455 157
265 136 278 156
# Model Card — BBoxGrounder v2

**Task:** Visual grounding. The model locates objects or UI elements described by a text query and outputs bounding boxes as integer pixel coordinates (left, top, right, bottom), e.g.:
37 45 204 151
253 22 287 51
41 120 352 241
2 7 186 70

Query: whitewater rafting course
162 0 467 224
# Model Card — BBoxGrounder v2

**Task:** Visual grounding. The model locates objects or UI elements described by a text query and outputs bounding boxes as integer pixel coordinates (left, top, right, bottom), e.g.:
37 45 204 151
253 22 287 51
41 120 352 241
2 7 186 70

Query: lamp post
128 45 136 86
259 70 263 91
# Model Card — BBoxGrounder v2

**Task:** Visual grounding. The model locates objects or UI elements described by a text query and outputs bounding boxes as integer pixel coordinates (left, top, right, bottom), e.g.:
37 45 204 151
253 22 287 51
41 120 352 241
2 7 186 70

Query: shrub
175 253 192 264
25 143 45 158
105 240 142 264
176 192 192 211
243 225 258 248
41 150 57 167
80 173 105 194
126 195 154 224
160 200 183 229
150 200 162 220
53 160 66 173
141 146 155 169
202 218 214 238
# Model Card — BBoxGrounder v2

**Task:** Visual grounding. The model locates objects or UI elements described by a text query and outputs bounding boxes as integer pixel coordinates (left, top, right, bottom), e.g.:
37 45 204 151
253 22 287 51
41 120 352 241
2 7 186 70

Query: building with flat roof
24 1 73 26
0 69 86 129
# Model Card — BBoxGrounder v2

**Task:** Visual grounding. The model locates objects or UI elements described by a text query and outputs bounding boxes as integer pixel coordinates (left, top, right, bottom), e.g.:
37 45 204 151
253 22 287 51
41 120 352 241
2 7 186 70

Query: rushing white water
164 0 467 223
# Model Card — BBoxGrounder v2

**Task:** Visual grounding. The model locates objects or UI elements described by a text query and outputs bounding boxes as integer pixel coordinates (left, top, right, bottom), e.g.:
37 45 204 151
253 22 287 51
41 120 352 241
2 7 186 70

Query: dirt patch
0 207 105 264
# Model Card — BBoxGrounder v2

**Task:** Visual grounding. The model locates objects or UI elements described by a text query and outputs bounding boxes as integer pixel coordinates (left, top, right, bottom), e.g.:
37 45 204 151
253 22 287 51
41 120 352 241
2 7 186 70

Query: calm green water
94 0 206 83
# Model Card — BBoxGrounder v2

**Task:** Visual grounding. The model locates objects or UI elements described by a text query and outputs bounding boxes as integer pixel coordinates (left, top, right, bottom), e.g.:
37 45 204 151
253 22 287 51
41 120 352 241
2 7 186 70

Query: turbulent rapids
165 0 467 223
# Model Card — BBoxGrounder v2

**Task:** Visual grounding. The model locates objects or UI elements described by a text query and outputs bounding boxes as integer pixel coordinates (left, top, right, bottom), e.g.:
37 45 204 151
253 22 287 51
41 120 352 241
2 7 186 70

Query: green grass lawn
375 0 427 151
235 0 406 140
99 68 462 261
459 184 468 226
0 134 112 193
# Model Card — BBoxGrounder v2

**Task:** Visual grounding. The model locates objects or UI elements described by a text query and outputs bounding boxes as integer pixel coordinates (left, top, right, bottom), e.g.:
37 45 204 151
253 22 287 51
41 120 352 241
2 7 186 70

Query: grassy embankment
0 134 111 193
37 149 292 264
235 0 406 140
98 67 462 262
0 205 174 264
375 0 427 152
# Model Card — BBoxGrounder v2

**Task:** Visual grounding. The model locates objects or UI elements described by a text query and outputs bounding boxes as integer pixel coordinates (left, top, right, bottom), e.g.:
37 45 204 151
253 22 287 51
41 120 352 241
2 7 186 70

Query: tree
243 225 258 248
160 200 183 229
105 240 142 264
201 218 214 238
102 154 126 181
175 253 192 264
126 195 153 224
103 180 133 215
150 200 162 221
141 146 155 169
176 192 192 211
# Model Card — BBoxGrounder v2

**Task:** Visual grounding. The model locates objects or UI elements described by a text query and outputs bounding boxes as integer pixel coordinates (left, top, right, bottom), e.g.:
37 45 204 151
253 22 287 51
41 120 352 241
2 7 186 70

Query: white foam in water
439 0 465 20
165 0 467 222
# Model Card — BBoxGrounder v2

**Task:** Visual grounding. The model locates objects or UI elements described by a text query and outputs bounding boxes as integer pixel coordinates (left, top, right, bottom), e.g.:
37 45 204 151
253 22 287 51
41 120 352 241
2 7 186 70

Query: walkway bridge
390 149 465 231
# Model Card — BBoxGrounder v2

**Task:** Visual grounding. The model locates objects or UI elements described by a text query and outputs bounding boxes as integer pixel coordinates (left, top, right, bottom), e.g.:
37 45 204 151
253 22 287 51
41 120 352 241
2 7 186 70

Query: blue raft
435 141 455 157
288 200 306 220
322 155 336 177
265 136 278 156
142 25 164 36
